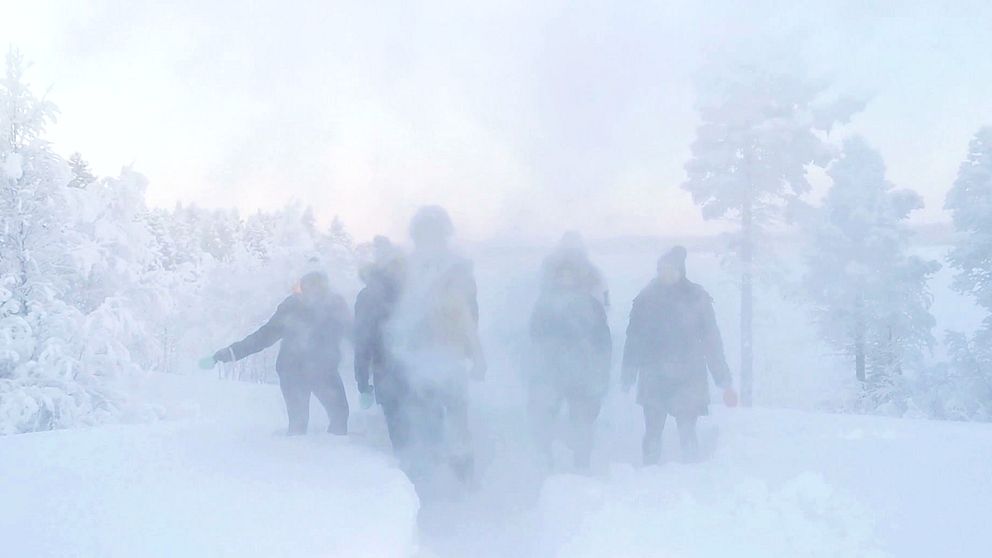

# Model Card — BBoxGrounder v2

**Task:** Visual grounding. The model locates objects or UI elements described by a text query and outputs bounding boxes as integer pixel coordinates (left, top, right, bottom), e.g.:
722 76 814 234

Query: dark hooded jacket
621 277 730 415
221 291 351 376
530 286 612 399
354 263 405 402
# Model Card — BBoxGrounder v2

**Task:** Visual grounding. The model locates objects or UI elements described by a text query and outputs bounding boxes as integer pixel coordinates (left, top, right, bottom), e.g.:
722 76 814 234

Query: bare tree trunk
740 196 754 407
855 293 866 382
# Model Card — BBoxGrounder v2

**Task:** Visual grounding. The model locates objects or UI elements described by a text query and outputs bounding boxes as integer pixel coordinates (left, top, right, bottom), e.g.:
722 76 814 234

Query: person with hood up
539 231 610 308
354 236 409 453
529 233 612 471
202 270 352 436
387 205 486 487
621 246 738 464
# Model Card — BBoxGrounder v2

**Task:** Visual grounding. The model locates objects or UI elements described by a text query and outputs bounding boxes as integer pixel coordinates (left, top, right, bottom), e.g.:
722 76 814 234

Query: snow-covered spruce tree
70 168 175 371
919 332 992 421
938 126 992 419
0 50 71 319
946 127 992 332
803 137 939 414
0 51 149 433
67 152 96 189
682 62 861 406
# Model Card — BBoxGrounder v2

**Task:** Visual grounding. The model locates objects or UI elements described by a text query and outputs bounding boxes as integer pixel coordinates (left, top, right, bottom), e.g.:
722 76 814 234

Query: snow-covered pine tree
803 137 939 413
946 127 992 333
326 215 354 251
0 49 73 318
939 126 992 419
0 50 148 433
67 152 96 189
71 168 174 371
682 62 861 406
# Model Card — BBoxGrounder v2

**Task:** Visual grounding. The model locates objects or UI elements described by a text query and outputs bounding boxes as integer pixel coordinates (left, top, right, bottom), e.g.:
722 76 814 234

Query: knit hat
657 245 687 277
409 205 454 242
299 271 330 294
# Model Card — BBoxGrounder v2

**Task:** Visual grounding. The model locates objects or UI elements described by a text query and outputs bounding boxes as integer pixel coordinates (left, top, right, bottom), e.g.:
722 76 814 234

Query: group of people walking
202 205 738 492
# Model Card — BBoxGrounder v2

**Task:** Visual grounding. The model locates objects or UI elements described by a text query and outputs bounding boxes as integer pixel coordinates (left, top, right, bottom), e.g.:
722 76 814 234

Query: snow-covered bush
914 331 992 421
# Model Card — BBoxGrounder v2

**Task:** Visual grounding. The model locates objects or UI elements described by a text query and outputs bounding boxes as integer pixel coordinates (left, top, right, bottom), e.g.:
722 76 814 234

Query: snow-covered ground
415 388 992 558
0 373 420 558
539 403 992 558
4 244 990 557
4 372 991 557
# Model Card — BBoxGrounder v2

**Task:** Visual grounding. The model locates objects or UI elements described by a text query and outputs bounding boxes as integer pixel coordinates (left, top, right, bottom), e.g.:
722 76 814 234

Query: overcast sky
4 0 991 242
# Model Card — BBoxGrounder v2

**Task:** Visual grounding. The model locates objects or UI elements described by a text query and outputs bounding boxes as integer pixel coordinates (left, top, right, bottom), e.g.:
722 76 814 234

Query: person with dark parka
621 246 738 464
388 205 486 487
204 271 352 436
529 233 612 471
354 236 409 452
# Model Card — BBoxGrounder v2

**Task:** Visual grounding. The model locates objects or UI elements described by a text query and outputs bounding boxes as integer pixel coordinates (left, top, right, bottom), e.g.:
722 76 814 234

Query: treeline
680 62 992 420
2 50 991 433
0 52 356 434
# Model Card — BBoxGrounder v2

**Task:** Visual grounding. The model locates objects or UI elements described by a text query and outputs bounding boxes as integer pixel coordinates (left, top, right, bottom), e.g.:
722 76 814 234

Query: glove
213 348 235 363
360 389 375 410
197 356 216 370
723 387 739 408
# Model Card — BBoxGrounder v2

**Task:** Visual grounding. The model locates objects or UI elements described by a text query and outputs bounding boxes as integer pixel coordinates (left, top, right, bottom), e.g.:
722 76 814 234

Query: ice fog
3 2 992 557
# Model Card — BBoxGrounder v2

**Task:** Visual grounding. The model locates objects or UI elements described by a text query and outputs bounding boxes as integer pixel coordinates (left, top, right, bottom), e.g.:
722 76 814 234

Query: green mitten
197 356 216 370
360 390 375 410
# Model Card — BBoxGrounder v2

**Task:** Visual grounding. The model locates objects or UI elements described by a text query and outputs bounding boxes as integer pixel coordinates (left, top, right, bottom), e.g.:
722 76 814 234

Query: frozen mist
4 1 992 557
3 244 992 557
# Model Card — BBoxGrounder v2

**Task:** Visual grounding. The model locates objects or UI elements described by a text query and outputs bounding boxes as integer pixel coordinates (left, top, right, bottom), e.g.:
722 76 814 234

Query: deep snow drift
4 372 992 557
4 245 991 558
418 388 992 558
536 404 992 558
0 373 420 558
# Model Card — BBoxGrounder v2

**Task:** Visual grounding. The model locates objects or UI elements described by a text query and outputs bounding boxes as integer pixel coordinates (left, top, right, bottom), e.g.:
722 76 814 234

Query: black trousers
278 369 349 435
529 382 602 470
642 404 699 465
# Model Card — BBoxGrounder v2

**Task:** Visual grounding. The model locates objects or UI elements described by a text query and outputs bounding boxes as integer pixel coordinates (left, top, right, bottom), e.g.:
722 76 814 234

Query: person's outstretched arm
215 299 290 363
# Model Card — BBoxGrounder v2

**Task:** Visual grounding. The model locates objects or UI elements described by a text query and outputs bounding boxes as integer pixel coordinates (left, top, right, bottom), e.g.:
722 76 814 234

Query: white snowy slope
4 371 992 558
0 373 420 558
536 402 992 558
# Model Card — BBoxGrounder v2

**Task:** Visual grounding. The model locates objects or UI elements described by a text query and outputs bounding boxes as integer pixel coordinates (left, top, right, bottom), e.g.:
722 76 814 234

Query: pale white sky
3 0 991 243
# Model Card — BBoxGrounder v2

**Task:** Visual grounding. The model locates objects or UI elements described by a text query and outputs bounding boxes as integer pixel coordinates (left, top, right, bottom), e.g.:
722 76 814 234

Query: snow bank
538 466 883 557
536 401 992 558
0 373 421 558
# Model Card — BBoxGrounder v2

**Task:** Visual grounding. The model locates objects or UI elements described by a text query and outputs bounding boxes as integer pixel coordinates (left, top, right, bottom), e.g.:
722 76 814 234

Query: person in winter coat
206 271 352 436
539 231 610 309
354 236 408 452
621 246 738 464
529 236 612 470
387 205 486 486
